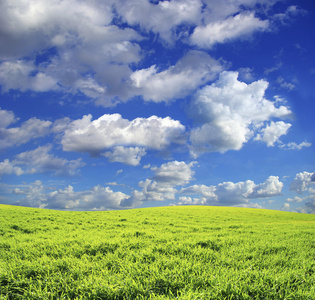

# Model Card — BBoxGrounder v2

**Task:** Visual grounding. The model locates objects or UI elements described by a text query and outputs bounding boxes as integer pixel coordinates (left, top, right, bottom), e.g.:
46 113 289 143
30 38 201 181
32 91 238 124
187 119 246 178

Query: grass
0 204 314 299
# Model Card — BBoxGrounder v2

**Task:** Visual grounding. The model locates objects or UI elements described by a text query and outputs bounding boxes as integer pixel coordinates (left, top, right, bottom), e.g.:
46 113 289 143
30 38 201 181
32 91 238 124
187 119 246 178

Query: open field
0 205 314 299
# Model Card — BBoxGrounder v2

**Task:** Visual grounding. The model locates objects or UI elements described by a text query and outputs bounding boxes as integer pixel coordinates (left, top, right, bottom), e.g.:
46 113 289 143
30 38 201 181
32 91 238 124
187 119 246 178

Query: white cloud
0 109 52 150
14 180 132 210
180 176 283 206
190 12 269 48
249 176 283 198
0 0 142 105
177 196 207 206
286 196 305 203
290 171 315 194
13 145 85 176
13 180 47 208
115 0 202 44
103 146 146 166
0 159 24 178
189 71 292 155
276 76 295 91
273 5 306 25
280 141 312 150
234 203 264 209
152 161 196 186
0 108 18 129
305 195 315 213
201 0 275 22
254 121 292 146
296 195 315 214
281 203 290 210
190 120 249 155
130 50 222 103
61 113 185 156
131 161 196 203
0 0 296 107
0 145 84 177
134 179 178 202
0 60 58 92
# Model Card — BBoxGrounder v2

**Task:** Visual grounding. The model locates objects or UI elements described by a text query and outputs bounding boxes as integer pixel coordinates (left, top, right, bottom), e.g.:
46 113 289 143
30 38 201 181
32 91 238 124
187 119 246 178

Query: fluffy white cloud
290 171 315 194
286 196 305 203
14 180 132 210
103 146 146 166
13 145 85 176
61 113 185 156
131 161 196 202
13 180 46 208
0 60 58 92
180 176 283 206
130 51 222 102
0 0 293 106
0 108 18 129
249 176 283 198
152 161 196 186
255 121 292 146
201 0 275 22
305 195 315 213
0 159 24 178
281 203 290 210
115 0 202 44
190 12 269 48
295 194 315 214
0 109 52 150
189 71 293 155
0 145 84 177
0 0 142 105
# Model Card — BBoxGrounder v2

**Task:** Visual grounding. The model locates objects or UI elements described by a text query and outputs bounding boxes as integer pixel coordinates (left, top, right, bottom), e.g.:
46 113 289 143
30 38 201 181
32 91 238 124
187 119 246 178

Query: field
0 205 314 299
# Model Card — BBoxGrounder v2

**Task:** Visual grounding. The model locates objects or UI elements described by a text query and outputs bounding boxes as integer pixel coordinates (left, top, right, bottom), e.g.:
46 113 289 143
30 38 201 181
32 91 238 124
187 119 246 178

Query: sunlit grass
0 205 314 299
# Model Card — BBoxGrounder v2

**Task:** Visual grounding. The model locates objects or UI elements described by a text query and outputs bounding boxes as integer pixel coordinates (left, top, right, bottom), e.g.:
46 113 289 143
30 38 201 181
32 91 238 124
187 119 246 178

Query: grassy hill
0 205 314 299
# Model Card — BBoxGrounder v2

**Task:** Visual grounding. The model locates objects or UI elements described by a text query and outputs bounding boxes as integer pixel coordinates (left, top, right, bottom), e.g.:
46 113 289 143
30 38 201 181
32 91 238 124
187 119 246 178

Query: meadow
0 204 314 300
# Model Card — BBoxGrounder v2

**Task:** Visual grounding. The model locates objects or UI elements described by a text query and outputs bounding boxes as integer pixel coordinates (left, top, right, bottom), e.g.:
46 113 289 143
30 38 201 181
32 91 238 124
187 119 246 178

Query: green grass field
0 205 314 299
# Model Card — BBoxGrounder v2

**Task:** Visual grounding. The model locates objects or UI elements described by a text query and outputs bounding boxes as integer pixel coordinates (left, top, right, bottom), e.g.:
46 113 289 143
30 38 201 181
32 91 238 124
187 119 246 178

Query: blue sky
0 0 314 213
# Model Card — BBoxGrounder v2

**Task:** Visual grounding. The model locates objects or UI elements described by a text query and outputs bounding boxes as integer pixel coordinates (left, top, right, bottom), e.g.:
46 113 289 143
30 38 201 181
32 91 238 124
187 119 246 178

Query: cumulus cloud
0 0 287 106
189 71 293 155
131 161 196 202
0 0 142 105
152 161 196 186
103 147 146 166
287 171 315 214
14 180 132 210
115 0 202 44
130 50 222 102
61 113 185 156
179 176 283 206
0 145 84 177
0 159 24 178
190 12 269 48
290 171 315 194
249 176 284 198
0 108 18 130
304 195 315 213
0 60 58 92
0 0 296 106
254 121 292 146
0 108 52 150
281 203 290 210
13 145 85 176
286 196 305 203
